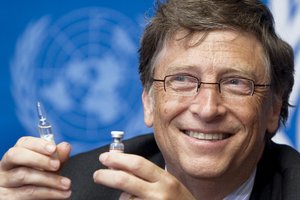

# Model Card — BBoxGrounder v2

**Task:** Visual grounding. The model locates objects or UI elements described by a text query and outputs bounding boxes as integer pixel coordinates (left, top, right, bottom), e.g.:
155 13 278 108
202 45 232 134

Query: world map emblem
10 7 149 154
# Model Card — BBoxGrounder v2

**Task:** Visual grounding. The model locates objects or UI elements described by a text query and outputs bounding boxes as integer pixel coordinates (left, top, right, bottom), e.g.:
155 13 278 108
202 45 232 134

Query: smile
184 131 231 141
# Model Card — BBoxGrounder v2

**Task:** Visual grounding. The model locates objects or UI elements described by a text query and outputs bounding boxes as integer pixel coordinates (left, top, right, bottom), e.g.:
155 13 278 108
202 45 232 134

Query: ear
142 89 154 127
267 94 282 133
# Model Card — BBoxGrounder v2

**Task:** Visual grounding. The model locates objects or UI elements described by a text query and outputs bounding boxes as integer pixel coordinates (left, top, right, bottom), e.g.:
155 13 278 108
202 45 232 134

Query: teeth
187 131 229 140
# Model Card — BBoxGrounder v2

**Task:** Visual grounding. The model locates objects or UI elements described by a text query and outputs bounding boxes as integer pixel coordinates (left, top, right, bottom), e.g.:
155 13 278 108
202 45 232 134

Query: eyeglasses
152 74 271 97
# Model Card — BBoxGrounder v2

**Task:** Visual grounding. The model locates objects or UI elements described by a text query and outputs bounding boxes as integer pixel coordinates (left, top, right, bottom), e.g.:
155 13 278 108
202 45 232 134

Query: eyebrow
218 67 255 77
164 65 200 74
164 64 256 79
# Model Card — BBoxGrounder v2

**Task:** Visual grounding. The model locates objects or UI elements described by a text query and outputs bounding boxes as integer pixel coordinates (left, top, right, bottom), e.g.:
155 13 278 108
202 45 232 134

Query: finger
0 185 71 200
0 167 71 190
99 152 165 182
15 136 58 156
56 142 71 163
93 169 149 198
14 137 71 163
0 147 60 171
94 166 194 200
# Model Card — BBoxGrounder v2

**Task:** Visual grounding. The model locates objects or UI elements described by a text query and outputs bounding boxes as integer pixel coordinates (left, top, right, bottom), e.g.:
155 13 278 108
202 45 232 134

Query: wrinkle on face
143 30 278 193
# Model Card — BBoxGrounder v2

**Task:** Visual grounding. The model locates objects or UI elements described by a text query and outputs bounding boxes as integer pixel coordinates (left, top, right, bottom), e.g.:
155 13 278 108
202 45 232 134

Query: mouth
183 130 231 141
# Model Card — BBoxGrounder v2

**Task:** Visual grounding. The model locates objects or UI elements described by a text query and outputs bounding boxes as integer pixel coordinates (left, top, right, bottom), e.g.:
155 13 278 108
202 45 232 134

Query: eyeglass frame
151 74 271 97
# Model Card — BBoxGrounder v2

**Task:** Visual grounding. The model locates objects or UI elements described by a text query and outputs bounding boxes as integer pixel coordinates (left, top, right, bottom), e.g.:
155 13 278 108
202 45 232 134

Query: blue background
1 0 299 157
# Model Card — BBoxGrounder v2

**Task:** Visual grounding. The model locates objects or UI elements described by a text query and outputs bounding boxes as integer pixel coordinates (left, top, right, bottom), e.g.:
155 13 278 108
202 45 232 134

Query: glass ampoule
36 101 58 158
36 101 55 144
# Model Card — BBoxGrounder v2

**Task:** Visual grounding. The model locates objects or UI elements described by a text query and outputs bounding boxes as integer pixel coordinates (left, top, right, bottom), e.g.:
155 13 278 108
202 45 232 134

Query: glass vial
109 131 125 153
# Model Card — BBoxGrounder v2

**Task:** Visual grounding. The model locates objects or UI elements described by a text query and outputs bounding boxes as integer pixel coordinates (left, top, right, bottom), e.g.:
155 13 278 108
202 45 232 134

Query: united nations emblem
10 7 149 154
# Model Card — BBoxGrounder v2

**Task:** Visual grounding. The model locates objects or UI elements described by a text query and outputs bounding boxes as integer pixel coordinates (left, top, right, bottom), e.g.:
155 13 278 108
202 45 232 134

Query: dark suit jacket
60 134 300 200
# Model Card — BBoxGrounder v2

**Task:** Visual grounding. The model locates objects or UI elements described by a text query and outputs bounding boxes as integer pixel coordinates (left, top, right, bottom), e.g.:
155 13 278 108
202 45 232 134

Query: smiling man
0 0 299 200
144 29 276 198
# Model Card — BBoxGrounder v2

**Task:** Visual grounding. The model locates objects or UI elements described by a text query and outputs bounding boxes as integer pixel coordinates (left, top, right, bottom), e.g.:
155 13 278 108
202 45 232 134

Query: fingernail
61 177 71 188
45 144 56 153
99 153 108 163
62 142 71 150
62 190 72 197
93 171 102 182
93 171 97 181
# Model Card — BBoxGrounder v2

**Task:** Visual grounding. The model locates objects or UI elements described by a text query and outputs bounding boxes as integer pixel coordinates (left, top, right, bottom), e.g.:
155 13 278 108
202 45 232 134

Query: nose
189 83 226 121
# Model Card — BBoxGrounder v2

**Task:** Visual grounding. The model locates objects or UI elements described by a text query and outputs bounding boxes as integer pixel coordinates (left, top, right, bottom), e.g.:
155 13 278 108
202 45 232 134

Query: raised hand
93 152 196 200
0 136 72 200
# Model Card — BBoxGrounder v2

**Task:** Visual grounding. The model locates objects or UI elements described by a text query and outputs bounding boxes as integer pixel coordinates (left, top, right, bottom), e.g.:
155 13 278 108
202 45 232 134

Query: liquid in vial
36 102 56 144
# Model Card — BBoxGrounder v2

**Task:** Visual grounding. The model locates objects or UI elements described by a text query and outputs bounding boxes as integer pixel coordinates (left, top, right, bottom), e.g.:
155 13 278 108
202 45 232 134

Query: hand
93 152 196 200
0 136 72 200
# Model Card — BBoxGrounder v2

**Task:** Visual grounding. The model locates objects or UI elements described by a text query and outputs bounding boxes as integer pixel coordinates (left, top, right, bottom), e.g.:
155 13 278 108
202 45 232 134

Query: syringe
36 102 56 144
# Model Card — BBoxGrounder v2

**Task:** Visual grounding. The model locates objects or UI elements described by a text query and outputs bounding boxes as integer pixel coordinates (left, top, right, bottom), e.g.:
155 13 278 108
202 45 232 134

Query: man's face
142 30 281 181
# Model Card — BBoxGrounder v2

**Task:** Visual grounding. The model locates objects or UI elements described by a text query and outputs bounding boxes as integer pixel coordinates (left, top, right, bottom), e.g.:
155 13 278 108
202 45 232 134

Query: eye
228 78 241 85
165 74 199 93
168 74 198 83
223 77 248 86
171 75 189 82
221 77 253 95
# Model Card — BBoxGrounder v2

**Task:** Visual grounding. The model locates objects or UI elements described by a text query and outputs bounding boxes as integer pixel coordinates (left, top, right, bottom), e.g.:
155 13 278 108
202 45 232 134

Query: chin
183 162 227 180
166 154 229 180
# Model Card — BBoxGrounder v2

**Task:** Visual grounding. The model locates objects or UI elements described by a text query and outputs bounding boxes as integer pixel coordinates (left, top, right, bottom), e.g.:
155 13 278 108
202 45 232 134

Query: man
1 0 299 199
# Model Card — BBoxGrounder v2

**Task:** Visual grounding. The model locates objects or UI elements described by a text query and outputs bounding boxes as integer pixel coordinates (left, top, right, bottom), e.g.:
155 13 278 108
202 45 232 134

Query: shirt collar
223 168 256 200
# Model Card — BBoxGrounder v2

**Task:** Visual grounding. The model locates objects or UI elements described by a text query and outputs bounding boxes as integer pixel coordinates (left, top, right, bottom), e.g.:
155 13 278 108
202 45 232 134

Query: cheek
225 96 269 151
235 97 270 146
251 96 271 127
153 93 191 125
225 98 269 167
232 96 268 126
152 93 191 148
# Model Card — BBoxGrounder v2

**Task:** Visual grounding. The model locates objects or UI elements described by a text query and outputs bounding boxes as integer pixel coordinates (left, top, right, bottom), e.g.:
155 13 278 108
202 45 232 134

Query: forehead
154 30 269 80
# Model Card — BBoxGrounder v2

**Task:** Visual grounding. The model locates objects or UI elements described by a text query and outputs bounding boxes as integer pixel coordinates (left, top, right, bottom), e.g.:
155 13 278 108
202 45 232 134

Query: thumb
56 142 71 163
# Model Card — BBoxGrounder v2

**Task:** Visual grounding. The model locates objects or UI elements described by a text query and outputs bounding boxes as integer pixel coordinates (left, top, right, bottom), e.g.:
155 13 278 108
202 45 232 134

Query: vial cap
111 131 124 138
